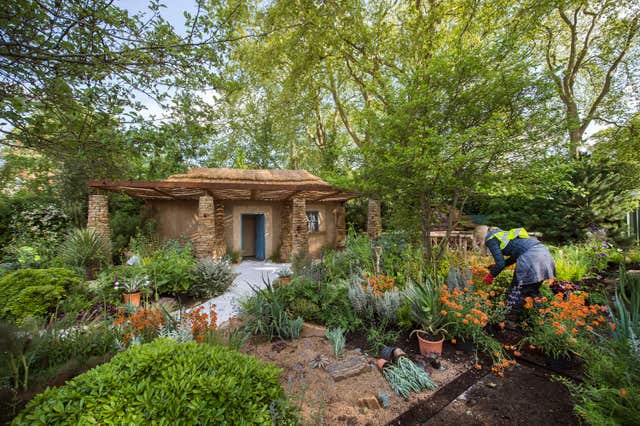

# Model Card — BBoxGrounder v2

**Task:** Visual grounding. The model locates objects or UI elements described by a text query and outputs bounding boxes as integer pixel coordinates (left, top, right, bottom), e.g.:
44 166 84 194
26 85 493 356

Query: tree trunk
420 192 433 262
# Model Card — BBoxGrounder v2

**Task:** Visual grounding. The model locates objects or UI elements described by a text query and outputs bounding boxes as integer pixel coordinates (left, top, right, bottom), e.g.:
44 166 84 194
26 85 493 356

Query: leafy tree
538 0 640 157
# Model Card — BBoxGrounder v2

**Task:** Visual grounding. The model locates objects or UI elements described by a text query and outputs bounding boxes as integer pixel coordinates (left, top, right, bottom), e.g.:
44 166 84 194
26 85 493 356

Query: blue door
255 214 266 260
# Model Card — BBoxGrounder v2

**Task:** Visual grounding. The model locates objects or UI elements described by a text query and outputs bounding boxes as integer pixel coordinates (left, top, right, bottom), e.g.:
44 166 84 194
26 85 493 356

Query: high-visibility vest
488 228 529 249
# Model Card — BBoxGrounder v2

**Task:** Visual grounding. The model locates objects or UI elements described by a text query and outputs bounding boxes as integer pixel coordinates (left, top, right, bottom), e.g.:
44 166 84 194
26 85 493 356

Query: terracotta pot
123 291 141 307
392 348 407 362
416 332 444 357
376 358 390 370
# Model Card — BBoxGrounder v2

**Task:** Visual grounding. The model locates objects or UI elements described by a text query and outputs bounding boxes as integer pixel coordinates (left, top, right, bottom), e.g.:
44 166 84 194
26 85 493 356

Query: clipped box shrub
0 268 81 323
14 339 298 425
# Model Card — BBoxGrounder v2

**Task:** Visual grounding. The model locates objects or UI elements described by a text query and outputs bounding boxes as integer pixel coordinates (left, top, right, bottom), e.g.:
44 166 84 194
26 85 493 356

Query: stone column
195 195 215 259
291 198 309 258
212 201 226 259
280 201 293 261
367 198 382 239
335 205 346 249
87 194 111 262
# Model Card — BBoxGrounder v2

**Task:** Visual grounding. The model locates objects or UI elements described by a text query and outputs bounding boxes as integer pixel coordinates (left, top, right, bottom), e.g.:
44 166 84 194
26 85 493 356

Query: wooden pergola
87 179 358 202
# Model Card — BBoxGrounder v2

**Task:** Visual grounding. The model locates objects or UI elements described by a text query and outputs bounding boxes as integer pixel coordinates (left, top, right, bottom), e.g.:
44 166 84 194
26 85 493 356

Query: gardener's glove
483 274 494 284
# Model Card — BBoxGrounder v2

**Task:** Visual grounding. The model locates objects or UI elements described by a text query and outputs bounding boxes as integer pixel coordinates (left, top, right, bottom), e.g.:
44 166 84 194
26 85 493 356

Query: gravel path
193 260 290 326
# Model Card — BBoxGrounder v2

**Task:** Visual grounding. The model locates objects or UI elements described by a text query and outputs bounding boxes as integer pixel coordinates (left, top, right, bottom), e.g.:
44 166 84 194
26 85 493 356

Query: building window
306 210 320 232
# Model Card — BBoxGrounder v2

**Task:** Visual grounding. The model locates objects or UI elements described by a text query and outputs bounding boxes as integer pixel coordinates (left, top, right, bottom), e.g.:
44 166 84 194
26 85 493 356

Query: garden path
192 260 290 326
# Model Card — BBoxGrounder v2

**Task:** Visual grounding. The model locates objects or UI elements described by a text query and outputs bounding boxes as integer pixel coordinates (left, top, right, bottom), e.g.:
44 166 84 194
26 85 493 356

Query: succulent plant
309 354 330 369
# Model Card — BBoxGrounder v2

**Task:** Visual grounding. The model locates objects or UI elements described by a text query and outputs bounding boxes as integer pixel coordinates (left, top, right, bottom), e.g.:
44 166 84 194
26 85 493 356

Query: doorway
240 213 266 260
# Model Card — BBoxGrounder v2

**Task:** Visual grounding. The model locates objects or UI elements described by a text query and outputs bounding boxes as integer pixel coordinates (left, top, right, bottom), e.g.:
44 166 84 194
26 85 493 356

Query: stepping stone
300 322 326 338
326 356 369 381
358 395 381 410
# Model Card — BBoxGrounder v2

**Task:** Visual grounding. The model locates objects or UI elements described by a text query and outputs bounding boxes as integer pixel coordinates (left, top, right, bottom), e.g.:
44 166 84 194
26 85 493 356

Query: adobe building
87 168 376 261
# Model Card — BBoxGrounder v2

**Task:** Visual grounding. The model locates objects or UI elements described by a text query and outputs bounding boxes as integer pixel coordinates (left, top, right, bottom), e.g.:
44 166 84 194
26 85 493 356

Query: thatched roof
168 168 326 186
88 168 358 202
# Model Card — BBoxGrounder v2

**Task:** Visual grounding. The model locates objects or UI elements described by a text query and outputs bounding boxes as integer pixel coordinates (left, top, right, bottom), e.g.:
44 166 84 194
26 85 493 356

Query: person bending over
475 226 556 323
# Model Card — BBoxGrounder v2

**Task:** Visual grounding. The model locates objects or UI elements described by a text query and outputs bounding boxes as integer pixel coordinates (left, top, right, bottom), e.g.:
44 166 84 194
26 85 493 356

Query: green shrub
0 268 81 323
148 240 195 295
190 259 235 299
289 297 322 322
14 339 298 425
60 228 111 277
551 246 591 282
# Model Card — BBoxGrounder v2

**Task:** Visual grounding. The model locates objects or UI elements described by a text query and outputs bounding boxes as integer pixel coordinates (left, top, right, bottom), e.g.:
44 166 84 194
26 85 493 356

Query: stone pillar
367 198 382 239
291 198 309 258
280 201 293 261
87 194 111 262
212 201 226 259
195 195 215 259
335 205 346 249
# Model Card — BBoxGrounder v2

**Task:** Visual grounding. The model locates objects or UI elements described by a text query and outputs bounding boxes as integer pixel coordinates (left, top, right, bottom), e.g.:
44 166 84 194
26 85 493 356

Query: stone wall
195 195 215 259
213 201 226 258
280 201 293 261
367 198 382 239
87 194 111 260
335 204 346 249
291 198 309 257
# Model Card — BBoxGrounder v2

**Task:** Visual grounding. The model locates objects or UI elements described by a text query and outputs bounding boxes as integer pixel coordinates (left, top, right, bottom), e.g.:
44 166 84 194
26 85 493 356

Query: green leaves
14 339 298 424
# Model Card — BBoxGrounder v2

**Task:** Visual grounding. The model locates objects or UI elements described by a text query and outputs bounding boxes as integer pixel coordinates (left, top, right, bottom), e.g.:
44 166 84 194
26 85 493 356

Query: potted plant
275 266 293 286
406 276 448 356
117 275 148 307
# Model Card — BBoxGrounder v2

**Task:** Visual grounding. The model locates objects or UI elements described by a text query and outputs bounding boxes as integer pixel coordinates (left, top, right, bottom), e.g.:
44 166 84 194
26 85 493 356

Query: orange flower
499 322 505 329
513 351 521 357
441 309 448 316
620 388 629 398
451 338 457 345
463 319 469 325
474 364 482 370
610 322 617 330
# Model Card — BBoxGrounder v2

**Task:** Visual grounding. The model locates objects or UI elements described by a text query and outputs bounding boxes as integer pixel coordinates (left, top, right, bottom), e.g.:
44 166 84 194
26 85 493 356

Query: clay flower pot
376 358 390 370
416 332 444 357
123 291 141 307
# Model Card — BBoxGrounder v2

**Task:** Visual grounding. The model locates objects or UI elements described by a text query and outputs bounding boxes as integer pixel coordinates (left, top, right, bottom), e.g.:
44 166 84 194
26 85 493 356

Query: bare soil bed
240 324 580 425
241 334 473 425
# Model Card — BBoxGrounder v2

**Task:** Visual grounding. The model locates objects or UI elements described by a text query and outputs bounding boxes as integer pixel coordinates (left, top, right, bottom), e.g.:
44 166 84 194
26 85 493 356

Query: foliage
60 228 111 277
404 276 447 338
113 307 167 347
147 240 196 295
520 291 610 359
347 274 401 324
109 196 155 261
14 339 298 425
325 327 345 358
280 276 361 332
608 266 640 356
440 286 509 369
0 268 81 324
0 319 117 396
0 194 70 265
190 258 235 299
382 356 437 399
558 341 640 426
321 232 375 282
367 323 401 357
240 277 303 341
551 246 592 282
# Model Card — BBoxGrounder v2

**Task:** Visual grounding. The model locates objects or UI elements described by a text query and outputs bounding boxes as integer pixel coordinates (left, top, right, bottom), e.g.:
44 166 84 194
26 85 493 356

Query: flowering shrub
182 305 218 342
113 307 167 345
364 274 396 295
349 274 400 323
440 286 512 375
520 292 610 358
